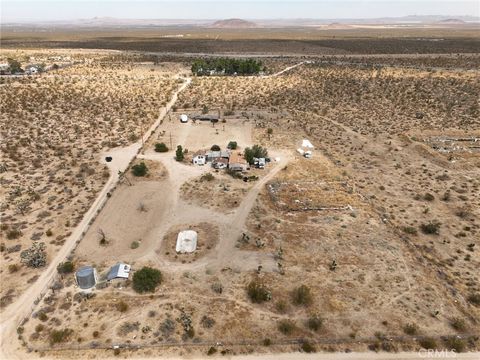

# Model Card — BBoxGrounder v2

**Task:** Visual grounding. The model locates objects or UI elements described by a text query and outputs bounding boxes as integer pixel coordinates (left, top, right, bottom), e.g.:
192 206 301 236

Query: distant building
107 263 131 281
229 152 247 172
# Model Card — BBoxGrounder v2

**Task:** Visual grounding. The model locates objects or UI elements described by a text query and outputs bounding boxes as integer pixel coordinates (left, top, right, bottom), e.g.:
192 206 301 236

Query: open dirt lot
1 40 479 360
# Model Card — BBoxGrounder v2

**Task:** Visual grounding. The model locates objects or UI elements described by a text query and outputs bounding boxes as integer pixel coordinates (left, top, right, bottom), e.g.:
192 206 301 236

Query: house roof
206 150 230 158
107 263 131 280
213 158 229 164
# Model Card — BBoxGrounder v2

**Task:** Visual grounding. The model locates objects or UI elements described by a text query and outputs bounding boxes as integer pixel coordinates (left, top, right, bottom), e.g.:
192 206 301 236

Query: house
192 151 206 165
212 158 228 169
229 152 248 172
254 158 266 169
107 263 131 281
206 150 229 162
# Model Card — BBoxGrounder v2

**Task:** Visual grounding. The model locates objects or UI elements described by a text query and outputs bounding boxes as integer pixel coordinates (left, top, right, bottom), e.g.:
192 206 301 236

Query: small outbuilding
180 114 188 123
107 263 131 281
229 152 248 172
192 151 206 165
206 150 230 162
75 266 97 290
176 230 198 253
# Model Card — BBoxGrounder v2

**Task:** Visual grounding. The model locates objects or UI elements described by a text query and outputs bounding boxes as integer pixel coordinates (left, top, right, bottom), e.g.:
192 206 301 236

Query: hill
211 18 257 28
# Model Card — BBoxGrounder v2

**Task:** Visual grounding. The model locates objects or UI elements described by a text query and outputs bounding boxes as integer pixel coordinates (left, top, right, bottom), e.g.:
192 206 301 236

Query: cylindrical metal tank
75 266 96 289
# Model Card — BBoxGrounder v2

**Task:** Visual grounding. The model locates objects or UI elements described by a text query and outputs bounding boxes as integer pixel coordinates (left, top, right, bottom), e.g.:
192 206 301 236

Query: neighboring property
206 150 230 162
75 266 97 290
176 230 198 253
229 152 248 172
107 263 131 281
212 157 229 169
180 114 188 123
192 151 207 165
254 157 266 169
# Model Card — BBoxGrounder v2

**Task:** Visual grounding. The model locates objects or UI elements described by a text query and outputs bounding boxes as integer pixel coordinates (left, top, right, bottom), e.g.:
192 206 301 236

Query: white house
192 151 206 165
107 263 131 281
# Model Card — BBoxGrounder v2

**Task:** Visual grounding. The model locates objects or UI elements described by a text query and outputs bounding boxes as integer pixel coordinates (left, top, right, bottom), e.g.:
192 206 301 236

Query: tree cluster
191 58 263 76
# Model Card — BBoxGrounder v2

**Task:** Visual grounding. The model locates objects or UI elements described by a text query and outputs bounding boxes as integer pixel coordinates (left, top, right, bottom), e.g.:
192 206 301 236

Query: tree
175 145 184 161
133 267 162 293
7 58 22 73
210 144 220 151
202 104 209 114
20 242 46 268
247 280 271 303
227 141 238 150
291 284 313 306
244 145 268 165
131 162 148 177
57 261 74 274
154 142 169 152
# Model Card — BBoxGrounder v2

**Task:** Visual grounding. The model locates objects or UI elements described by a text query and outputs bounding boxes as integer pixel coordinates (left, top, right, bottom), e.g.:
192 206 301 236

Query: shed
176 230 198 253
206 150 230 162
107 263 131 281
229 152 247 172
76 266 97 289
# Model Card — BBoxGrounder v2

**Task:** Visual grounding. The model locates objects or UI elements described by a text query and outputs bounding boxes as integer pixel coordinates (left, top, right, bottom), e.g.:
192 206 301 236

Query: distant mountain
437 18 466 24
210 19 257 28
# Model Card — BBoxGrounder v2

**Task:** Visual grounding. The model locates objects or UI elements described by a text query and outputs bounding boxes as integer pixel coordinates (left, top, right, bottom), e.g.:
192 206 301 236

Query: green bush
278 320 295 335
175 145 184 161
444 337 466 352
450 317 466 332
467 293 480 306
210 144 221 151
263 338 272 346
132 267 162 293
49 328 73 345
57 261 74 274
200 173 215 182
420 221 441 235
227 141 238 150
301 341 316 353
403 323 418 335
207 347 217 355
307 315 323 331
130 241 140 249
116 301 129 312
131 162 148 177
292 285 313 306
154 142 169 152
247 280 271 303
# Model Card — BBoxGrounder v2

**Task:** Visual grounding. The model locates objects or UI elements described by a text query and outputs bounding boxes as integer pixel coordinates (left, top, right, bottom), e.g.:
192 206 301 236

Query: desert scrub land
0 52 179 309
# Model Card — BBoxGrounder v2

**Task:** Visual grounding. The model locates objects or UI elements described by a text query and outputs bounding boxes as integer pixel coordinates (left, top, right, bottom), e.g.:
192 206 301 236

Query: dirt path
0 76 192 360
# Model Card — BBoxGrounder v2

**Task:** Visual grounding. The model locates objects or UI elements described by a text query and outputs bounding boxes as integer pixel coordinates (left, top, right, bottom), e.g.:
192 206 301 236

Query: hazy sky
2 0 479 22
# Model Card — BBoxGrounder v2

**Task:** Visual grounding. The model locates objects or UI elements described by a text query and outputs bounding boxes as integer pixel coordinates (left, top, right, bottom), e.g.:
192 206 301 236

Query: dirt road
0 76 192 360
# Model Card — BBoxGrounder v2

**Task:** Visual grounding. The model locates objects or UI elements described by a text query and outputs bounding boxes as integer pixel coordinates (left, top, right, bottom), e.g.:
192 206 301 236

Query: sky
1 0 479 22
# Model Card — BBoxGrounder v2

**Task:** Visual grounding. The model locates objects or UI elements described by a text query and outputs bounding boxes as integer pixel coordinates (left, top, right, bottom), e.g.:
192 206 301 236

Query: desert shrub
57 261 74 274
227 141 237 150
263 338 272 346
247 280 271 303
450 318 466 332
423 193 435 201
50 328 73 345
403 323 418 335
210 144 220 151
444 337 466 352
244 145 268 165
8 264 19 273
154 142 169 152
420 221 441 235
131 162 148 177
207 347 217 355
113 348 121 356
307 315 323 331
93 330 99 338
402 226 417 235
20 242 46 268
291 285 313 306
132 267 162 293
116 301 129 312
7 229 22 240
301 340 316 353
37 312 48 322
201 104 209 114
175 145 184 161
418 337 437 350
46 229 53 237
275 300 288 313
278 320 295 335
211 282 223 294
467 293 480 306
200 173 215 182
201 315 215 329
35 324 44 333
160 318 176 337
130 241 140 249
